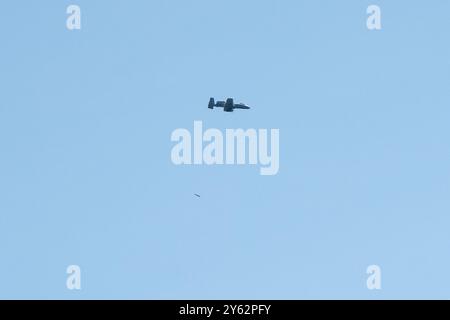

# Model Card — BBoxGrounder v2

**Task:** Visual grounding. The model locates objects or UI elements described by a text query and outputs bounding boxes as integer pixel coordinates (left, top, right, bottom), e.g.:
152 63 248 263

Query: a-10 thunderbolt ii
208 98 251 112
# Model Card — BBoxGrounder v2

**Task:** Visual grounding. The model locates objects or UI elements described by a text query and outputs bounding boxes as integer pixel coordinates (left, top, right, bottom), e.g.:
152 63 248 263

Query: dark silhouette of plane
208 98 250 112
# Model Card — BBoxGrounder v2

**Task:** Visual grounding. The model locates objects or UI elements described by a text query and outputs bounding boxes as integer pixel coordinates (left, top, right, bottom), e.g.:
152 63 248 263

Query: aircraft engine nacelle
224 98 234 112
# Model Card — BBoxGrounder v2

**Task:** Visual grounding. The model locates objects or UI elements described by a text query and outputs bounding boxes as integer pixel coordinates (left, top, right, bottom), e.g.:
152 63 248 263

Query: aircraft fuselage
208 97 250 112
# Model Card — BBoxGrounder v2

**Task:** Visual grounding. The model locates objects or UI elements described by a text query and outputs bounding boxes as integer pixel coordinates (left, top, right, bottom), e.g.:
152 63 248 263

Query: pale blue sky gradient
1 1 450 299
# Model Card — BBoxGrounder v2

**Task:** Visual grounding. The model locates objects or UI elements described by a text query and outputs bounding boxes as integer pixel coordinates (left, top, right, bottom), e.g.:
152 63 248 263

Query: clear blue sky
1 0 450 299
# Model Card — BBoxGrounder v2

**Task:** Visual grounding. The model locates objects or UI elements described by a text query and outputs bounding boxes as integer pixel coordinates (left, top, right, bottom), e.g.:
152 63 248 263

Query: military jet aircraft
208 98 250 112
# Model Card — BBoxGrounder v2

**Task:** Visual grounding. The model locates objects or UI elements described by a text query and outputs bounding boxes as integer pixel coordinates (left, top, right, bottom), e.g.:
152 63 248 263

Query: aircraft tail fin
208 97 215 109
